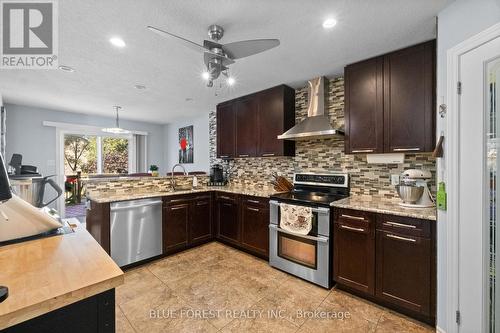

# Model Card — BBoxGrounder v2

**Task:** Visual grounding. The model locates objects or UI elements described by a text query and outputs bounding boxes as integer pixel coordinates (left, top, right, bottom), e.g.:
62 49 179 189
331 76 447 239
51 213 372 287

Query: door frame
446 22 500 333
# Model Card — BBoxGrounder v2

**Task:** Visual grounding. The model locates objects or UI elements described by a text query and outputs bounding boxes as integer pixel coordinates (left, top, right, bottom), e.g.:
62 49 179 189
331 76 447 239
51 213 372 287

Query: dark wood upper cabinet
344 40 436 154
163 200 190 253
216 85 295 159
240 196 269 258
384 41 435 153
258 86 295 157
189 194 213 246
333 209 376 295
216 103 236 158
235 97 258 157
344 57 384 154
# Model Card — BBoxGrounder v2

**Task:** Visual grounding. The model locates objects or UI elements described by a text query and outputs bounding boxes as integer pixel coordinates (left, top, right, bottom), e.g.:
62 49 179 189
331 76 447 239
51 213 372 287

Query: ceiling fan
147 24 280 87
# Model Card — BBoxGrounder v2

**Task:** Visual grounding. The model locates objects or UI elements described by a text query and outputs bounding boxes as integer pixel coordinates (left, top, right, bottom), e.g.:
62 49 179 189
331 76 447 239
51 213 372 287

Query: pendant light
102 106 131 134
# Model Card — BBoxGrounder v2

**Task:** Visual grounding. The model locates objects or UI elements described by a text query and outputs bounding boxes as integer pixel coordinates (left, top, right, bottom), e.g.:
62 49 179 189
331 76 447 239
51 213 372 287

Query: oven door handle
269 201 330 215
268 224 329 243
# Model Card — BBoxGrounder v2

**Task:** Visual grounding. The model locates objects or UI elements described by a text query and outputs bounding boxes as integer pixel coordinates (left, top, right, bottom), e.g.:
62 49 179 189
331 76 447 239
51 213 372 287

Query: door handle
339 225 365 232
386 233 417 242
340 214 366 221
383 221 416 229
247 207 260 212
351 149 374 153
393 148 420 152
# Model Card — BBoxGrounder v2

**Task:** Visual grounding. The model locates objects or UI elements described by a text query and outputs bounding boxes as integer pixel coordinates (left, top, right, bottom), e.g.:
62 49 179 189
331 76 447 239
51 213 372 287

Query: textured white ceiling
0 0 451 124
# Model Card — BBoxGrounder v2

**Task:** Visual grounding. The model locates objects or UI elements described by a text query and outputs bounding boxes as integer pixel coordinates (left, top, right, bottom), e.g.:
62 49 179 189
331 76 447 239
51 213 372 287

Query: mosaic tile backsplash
209 77 436 199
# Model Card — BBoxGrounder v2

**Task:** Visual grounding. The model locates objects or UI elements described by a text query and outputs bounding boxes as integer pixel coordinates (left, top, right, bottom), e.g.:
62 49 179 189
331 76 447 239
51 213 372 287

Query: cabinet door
257 87 295 157
189 195 212 245
235 97 258 157
334 219 375 295
216 103 236 158
163 202 189 253
216 197 240 244
383 40 435 153
240 199 269 258
344 57 384 154
376 230 431 315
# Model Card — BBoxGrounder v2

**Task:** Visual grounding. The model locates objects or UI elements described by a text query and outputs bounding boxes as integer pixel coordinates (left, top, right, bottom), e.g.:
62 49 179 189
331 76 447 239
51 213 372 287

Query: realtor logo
0 0 58 69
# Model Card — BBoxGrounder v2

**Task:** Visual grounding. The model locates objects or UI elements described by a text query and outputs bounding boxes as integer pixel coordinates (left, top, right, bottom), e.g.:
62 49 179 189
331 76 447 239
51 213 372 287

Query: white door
458 34 500 332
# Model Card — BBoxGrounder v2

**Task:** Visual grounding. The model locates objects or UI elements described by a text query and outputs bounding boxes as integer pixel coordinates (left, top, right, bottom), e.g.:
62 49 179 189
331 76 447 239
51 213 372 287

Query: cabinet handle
196 201 208 206
167 198 186 203
393 148 420 152
340 225 365 232
171 206 186 211
222 203 233 207
247 199 260 204
238 154 249 157
219 155 230 158
383 221 416 229
386 233 416 242
261 153 275 157
351 149 374 153
341 214 366 221
247 207 260 212
219 195 233 201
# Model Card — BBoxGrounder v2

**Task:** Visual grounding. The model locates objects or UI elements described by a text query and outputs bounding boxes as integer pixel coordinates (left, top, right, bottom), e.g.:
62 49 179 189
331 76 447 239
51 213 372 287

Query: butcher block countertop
0 220 124 330
331 196 437 221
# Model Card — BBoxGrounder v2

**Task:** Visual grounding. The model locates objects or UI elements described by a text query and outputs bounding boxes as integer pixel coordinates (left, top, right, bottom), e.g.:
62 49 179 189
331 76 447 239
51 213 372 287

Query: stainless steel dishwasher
110 198 163 267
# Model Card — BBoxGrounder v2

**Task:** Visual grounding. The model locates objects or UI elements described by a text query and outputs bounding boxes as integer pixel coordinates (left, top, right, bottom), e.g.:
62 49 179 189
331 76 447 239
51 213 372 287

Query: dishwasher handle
110 200 163 212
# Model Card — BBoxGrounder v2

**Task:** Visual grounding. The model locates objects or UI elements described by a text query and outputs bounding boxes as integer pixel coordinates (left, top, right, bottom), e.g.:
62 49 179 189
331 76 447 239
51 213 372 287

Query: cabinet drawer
241 195 268 207
376 214 430 238
335 208 375 227
216 192 239 202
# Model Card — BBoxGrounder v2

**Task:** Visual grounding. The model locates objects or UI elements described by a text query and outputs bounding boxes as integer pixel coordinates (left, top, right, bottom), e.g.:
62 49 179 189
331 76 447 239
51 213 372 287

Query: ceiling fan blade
147 26 207 53
222 39 280 59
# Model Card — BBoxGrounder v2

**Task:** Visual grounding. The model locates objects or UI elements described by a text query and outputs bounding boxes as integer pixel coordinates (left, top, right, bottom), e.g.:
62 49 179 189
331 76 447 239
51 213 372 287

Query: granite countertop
331 196 437 221
0 220 123 330
86 185 280 203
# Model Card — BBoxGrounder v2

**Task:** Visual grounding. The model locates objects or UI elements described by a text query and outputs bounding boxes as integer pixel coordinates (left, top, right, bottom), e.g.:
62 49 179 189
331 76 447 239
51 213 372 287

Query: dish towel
280 203 313 235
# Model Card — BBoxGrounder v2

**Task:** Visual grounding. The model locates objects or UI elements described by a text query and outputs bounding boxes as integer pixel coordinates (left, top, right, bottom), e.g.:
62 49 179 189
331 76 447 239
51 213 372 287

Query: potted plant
149 165 159 177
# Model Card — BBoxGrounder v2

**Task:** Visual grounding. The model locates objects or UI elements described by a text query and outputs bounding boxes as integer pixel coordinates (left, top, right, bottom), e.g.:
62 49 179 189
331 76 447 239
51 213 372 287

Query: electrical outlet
391 174 400 186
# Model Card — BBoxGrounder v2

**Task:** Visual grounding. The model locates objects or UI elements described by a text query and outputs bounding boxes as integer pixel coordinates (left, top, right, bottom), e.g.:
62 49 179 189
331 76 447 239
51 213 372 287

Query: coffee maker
209 164 226 186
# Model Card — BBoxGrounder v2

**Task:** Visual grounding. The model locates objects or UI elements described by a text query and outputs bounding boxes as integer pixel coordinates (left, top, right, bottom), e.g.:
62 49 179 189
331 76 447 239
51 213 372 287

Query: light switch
391 174 400 186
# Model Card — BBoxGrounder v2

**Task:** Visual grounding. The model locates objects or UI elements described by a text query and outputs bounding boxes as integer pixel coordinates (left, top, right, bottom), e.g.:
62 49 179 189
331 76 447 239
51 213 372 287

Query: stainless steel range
269 173 349 288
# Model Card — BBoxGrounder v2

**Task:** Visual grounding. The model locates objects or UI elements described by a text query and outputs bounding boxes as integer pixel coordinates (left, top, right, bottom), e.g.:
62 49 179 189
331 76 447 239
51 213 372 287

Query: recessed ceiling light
185 98 194 102
109 37 126 48
58 65 75 72
227 77 235 86
134 84 146 90
322 18 337 29
201 71 210 80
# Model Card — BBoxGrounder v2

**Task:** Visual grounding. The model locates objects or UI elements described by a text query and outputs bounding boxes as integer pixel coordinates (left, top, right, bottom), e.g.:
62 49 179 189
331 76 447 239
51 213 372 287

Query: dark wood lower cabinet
216 194 241 245
240 196 269 258
86 201 111 254
333 210 375 295
163 199 190 253
1 289 115 333
333 208 436 325
190 194 213 245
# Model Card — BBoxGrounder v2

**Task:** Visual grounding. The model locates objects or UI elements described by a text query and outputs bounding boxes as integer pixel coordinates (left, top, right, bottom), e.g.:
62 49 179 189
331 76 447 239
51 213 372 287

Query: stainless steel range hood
278 76 344 141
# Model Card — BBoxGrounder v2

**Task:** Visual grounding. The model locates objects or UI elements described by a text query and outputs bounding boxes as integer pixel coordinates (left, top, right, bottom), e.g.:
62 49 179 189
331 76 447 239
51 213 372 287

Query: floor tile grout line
117 303 138 333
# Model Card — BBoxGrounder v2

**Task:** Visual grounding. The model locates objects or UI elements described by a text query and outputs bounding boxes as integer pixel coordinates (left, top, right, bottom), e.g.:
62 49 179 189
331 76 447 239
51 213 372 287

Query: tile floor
115 242 434 333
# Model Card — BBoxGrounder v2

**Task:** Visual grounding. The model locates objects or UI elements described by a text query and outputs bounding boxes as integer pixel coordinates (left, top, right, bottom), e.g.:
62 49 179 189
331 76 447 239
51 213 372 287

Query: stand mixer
396 169 435 208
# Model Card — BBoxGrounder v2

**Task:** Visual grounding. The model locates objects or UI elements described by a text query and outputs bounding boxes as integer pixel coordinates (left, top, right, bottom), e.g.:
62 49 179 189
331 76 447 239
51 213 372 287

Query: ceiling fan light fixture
227 77 235 86
322 18 337 29
109 37 126 48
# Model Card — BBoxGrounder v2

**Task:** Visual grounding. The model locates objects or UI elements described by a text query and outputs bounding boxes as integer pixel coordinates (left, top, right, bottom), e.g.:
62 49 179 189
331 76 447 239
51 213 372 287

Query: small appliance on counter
396 169 435 208
8 153 41 177
209 164 227 186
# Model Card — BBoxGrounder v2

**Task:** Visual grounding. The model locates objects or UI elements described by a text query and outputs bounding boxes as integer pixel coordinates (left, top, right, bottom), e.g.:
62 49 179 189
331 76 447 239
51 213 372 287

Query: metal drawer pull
239 154 249 157
247 199 260 204
341 214 365 221
351 149 374 153
219 195 233 201
383 221 416 229
386 234 416 242
393 148 420 152
262 153 275 157
219 155 229 158
340 225 365 232
247 207 260 212
171 206 186 211
269 225 329 243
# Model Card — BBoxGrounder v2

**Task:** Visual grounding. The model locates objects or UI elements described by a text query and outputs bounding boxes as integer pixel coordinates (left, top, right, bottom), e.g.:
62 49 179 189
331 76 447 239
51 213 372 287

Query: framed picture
178 125 193 163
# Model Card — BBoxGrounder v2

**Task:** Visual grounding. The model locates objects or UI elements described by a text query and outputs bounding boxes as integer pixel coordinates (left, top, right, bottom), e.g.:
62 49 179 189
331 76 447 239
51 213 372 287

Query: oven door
268 201 331 288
